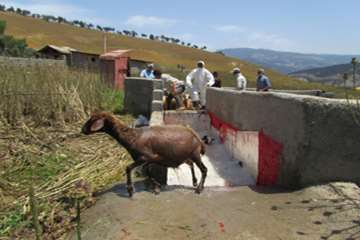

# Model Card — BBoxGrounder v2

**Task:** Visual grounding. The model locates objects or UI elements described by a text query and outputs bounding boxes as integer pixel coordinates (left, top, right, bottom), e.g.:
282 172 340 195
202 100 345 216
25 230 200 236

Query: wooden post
104 34 107 54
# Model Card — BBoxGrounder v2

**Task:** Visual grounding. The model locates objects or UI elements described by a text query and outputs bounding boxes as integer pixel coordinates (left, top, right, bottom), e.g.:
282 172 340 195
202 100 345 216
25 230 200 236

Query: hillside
220 48 359 74
289 63 360 87
0 11 349 93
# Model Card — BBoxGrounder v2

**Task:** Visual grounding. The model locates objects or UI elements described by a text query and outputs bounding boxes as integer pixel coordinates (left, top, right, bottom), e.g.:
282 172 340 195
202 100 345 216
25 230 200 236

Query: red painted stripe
209 112 283 186
257 130 283 185
208 111 238 143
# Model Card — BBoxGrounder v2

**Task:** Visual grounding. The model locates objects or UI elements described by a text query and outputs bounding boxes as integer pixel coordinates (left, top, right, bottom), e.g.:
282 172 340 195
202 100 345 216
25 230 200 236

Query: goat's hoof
195 187 203 194
154 186 161 195
192 180 198 188
127 185 134 197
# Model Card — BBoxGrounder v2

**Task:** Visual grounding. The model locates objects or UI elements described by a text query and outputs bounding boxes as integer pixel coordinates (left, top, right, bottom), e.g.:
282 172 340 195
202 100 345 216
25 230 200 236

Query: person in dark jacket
212 71 222 88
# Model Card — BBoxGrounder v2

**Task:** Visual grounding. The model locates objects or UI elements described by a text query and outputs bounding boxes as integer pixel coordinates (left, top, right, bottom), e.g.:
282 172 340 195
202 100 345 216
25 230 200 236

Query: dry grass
0 59 118 126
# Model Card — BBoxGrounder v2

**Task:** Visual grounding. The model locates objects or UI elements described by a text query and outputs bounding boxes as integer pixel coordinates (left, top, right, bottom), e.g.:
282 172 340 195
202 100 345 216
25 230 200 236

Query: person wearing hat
186 60 215 109
140 63 155 79
256 68 272 91
232 68 247 90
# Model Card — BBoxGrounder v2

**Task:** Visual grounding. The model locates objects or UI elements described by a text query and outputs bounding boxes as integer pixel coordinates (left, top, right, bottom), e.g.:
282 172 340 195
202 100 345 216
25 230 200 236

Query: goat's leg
191 153 207 194
143 163 162 195
187 161 198 187
126 161 144 197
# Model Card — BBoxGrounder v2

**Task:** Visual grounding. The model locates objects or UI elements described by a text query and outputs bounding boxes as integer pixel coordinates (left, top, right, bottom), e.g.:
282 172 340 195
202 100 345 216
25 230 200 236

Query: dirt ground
69 181 360 240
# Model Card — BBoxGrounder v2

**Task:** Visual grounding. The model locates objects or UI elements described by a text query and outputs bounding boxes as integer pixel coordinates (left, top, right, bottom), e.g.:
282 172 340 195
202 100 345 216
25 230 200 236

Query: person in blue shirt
140 63 155 79
256 68 272 91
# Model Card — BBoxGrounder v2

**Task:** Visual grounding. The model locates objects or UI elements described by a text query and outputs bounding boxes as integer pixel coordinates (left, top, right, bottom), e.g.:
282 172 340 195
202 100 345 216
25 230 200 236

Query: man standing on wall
186 60 215 109
140 63 155 79
256 68 272 91
232 68 247 90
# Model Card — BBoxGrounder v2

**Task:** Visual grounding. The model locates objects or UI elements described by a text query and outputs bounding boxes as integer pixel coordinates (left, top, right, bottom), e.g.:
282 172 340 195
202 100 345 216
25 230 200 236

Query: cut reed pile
0 115 134 239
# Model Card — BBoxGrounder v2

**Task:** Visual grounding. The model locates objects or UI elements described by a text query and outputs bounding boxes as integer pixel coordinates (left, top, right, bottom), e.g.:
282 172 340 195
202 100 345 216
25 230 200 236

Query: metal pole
351 57 357 89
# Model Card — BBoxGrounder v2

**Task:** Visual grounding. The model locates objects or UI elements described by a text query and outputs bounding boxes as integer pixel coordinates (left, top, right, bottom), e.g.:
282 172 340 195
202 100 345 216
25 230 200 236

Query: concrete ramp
164 111 257 188
167 133 255 187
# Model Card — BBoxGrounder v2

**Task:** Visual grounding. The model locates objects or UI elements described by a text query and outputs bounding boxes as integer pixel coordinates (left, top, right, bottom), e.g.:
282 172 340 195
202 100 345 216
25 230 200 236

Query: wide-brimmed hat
232 67 241 74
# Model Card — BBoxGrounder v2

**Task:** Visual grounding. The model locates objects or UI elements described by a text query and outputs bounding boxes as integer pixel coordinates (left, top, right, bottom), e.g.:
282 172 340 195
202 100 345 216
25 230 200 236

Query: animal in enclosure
81 112 207 197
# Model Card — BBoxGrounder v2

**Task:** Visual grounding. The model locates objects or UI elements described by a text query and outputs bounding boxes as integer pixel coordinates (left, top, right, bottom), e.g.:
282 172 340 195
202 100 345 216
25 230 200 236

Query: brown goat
81 112 207 197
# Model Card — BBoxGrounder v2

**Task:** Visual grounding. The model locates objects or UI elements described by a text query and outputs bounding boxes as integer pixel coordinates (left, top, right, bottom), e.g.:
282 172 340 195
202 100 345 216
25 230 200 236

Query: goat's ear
91 119 104 132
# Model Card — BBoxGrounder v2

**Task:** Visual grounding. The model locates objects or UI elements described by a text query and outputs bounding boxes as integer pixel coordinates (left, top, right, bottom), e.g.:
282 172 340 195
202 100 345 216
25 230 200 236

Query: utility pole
351 57 358 89
103 34 107 53
343 73 348 89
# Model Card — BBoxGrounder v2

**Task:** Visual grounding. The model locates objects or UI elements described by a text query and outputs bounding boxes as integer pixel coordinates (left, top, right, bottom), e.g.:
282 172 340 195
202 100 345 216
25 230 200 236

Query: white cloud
247 32 293 48
212 22 295 50
125 15 177 28
214 25 245 33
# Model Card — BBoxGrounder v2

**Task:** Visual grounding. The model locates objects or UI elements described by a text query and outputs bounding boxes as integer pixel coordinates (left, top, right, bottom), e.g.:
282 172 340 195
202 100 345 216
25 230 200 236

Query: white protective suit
235 73 247 90
186 67 215 106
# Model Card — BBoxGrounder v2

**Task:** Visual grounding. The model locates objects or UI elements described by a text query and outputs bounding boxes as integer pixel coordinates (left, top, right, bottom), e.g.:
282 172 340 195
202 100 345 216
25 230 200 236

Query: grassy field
0 11 352 96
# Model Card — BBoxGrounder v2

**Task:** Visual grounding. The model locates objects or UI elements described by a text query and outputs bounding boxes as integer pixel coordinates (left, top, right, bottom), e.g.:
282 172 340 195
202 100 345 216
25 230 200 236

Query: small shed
37 45 100 71
100 50 151 89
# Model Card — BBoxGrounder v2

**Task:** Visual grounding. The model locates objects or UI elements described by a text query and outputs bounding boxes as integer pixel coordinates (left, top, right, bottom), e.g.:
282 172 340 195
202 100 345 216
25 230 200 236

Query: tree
16 8 23 15
96 25 103 31
78 21 86 28
131 30 138 37
22 10 31 16
32 13 41 19
123 30 131 36
57 16 66 23
0 22 35 57
7 7 15 12
141 33 147 38
0 5 6 11
149 34 155 40
103 27 115 32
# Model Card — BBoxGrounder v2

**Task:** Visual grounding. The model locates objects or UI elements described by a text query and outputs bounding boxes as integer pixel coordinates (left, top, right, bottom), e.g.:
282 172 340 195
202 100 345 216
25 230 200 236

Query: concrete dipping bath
125 77 360 189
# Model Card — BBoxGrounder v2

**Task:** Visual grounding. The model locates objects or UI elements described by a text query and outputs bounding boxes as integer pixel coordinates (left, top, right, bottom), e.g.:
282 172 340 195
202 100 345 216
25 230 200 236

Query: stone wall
206 88 360 188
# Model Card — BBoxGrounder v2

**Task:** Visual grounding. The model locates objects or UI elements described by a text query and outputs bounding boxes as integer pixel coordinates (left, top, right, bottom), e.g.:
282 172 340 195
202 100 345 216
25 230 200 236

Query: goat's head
81 112 110 135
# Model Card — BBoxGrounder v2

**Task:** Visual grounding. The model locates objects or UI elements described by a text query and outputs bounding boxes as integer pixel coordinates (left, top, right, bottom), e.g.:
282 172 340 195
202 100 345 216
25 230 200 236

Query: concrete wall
70 52 100 71
206 88 360 188
124 77 163 118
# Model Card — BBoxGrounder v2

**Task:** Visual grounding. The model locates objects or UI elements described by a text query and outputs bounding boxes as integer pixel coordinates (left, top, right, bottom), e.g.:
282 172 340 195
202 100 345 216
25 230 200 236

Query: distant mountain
289 63 360 87
220 48 360 74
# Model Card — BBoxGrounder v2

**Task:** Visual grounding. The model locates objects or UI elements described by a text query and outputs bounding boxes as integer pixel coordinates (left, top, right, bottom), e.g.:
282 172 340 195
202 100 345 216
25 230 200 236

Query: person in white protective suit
186 61 215 108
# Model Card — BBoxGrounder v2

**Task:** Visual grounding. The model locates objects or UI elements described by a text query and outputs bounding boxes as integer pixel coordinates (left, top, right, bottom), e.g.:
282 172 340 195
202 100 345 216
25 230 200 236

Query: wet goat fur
81 112 208 196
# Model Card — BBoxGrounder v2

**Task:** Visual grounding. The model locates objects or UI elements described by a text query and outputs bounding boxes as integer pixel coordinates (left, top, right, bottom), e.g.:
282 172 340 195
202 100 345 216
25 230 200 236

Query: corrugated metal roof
100 50 132 60
39 45 78 54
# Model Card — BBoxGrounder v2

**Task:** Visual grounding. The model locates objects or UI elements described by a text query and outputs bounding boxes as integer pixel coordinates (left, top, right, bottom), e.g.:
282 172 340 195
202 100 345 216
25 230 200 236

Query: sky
1 0 360 54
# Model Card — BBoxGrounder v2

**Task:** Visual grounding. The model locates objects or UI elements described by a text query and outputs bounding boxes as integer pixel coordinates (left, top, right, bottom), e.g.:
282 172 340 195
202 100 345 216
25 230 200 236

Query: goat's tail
186 125 206 155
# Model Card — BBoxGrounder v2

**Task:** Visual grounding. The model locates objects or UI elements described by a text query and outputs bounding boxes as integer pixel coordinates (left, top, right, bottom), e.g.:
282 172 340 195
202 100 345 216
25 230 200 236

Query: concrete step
153 89 164 101
152 100 163 112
